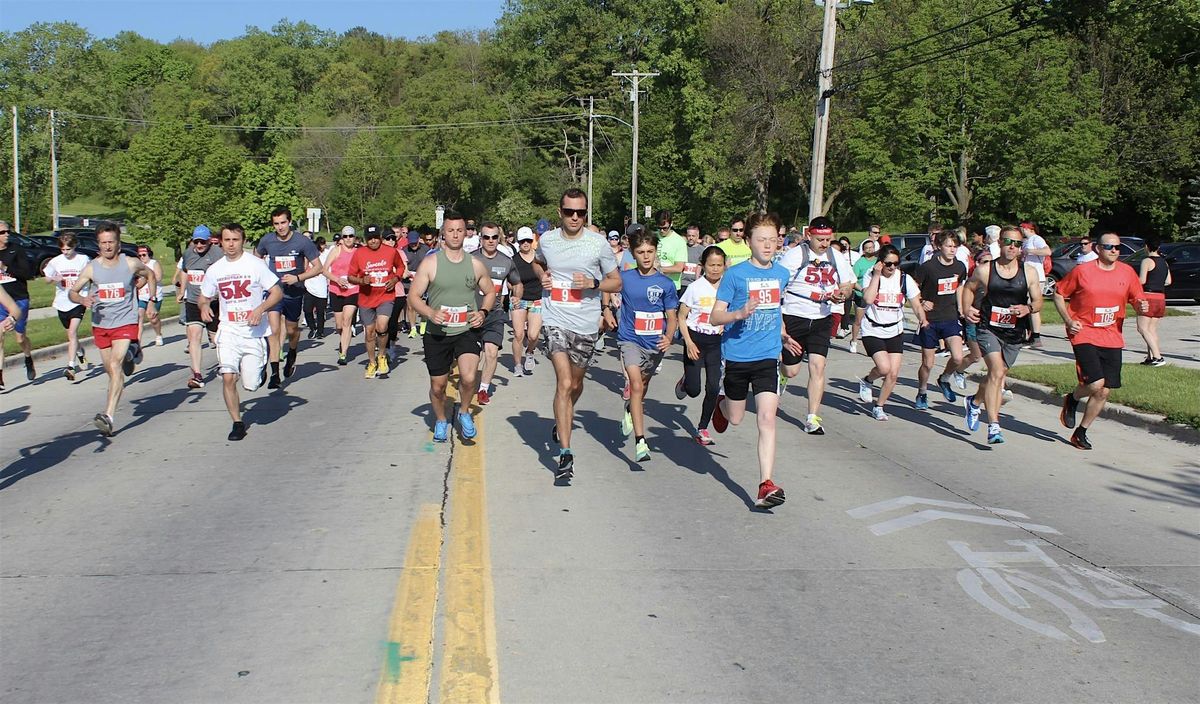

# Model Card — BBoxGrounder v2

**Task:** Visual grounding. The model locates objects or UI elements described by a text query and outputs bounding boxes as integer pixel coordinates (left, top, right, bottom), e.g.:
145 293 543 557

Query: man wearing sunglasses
1054 232 1148 450
1075 238 1098 264
717 217 751 266
179 225 223 390
472 222 524 405
533 188 621 483
0 220 36 386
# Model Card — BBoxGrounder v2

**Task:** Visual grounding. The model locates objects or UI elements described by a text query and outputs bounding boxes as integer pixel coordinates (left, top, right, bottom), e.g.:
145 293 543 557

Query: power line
55 111 584 133
60 139 568 159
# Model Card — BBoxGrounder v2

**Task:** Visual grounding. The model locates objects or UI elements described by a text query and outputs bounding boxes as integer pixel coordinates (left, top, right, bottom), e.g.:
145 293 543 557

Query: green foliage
230 153 303 235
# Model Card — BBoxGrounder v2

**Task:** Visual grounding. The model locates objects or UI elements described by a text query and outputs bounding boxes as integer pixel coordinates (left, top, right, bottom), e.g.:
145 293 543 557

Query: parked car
861 233 930 255
8 233 61 274
1044 236 1144 297
1127 242 1200 302
64 229 142 258
898 245 925 275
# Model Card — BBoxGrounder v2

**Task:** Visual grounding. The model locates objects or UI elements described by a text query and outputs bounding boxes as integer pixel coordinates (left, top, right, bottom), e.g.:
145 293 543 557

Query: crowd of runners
0 195 1173 506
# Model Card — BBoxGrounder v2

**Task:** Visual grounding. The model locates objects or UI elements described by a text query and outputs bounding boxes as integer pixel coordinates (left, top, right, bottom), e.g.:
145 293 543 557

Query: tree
230 153 302 234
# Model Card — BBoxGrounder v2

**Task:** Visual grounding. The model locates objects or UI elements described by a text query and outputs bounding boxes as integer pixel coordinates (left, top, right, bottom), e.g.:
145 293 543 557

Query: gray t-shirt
181 246 223 303
90 254 140 329
682 243 706 286
473 250 521 311
534 228 618 335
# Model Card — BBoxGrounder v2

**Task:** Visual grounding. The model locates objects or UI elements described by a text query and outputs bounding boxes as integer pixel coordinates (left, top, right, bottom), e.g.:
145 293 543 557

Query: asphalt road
1 323 1197 703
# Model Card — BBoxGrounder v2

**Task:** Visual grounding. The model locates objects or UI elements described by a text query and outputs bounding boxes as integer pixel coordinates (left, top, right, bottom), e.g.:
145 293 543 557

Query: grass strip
4 298 182 357
1008 363 1200 430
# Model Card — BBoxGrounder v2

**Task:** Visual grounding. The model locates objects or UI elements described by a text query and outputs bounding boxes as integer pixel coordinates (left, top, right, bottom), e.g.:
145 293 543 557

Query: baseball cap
408 232 420 244
516 226 535 242
340 225 356 237
364 224 383 239
535 218 551 235
607 230 620 241
625 222 645 237
879 234 892 245
191 225 211 241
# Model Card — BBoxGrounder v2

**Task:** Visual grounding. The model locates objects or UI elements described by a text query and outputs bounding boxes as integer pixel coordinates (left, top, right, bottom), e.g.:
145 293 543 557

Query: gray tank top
91 254 140 329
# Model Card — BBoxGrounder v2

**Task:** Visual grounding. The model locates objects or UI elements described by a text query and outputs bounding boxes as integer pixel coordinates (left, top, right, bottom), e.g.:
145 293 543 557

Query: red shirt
1056 260 1144 348
349 246 406 308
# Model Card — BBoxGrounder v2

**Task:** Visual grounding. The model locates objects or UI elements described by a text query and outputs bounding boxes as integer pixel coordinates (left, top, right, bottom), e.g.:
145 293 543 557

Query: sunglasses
1002 238 1024 247
1080 241 1091 246
481 235 500 241
0 229 10 235
1098 243 1120 251
560 208 587 218
730 227 744 232
882 260 899 267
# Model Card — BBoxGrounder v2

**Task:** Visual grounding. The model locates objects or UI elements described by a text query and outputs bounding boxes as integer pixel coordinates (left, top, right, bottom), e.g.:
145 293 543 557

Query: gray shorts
480 308 507 348
620 341 665 378
543 325 600 369
358 300 394 327
976 326 1021 369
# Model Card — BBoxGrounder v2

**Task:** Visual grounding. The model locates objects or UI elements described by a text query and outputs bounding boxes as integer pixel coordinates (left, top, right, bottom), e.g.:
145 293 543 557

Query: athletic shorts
184 301 220 333
216 328 268 390
479 308 507 348
271 295 303 322
513 298 543 315
0 297 30 334
93 323 140 350
781 314 834 364
543 325 600 369
57 304 86 328
1074 343 1122 389
422 331 481 377
358 300 394 327
329 292 358 312
722 359 778 402
964 321 978 342
1143 292 1165 318
976 327 1021 369
620 341 665 378
863 334 905 356
137 298 161 311
917 318 964 349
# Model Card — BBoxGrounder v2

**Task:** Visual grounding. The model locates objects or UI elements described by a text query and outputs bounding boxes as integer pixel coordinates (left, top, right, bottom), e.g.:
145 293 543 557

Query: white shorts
216 329 268 390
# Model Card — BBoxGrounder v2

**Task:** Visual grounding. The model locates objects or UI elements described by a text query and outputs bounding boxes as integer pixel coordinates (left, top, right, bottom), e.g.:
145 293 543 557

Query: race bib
187 270 205 285
696 311 711 326
683 263 701 277
273 255 297 272
989 306 1016 329
226 309 253 323
937 276 959 295
492 278 504 295
97 282 126 300
749 280 781 309
1093 305 1119 328
549 283 583 305
0 272 13 284
367 270 389 287
875 291 903 309
441 305 468 327
61 274 79 289
634 311 665 336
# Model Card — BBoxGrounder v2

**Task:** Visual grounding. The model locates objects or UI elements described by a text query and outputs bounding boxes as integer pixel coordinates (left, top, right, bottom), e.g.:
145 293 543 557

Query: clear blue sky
0 0 508 43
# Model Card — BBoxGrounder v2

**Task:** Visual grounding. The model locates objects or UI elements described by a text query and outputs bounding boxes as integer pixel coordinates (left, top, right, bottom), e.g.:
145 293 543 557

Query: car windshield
1052 242 1081 258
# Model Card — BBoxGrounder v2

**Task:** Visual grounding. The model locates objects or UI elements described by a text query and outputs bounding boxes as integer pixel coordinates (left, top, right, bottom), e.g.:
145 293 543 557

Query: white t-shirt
463 234 481 253
1076 251 1098 264
679 276 722 336
922 243 971 268
779 246 854 320
1023 234 1049 276
200 254 280 338
305 247 334 298
860 269 919 339
44 253 91 311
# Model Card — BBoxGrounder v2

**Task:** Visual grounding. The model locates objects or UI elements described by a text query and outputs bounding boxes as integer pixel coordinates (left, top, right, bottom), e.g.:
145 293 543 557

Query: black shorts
722 359 779 402
781 314 834 364
329 292 358 312
863 334 905 356
1074 343 1122 389
184 301 220 333
479 308 507 348
422 331 482 377
57 305 86 327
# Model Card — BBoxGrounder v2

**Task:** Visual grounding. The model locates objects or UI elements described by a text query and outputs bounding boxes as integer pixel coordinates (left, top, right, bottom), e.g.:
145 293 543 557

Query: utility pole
587 96 594 226
11 106 20 233
613 68 658 224
808 0 839 222
50 110 60 230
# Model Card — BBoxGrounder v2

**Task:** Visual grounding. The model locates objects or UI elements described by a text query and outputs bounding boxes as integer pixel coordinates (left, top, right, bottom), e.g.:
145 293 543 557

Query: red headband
808 226 834 236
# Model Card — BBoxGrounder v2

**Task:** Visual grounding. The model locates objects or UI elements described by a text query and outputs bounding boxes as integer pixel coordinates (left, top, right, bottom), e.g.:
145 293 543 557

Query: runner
778 216 855 435
0 219 35 384
1054 232 1148 450
716 217 751 266
680 224 706 295
256 206 324 388
1019 221 1051 349
135 245 165 346
381 230 408 356
605 229 678 462
178 225 223 389
674 245 726 445
848 238 878 355
707 212 795 508
402 230 432 338
347 225 406 379
198 224 283 441
473 222 523 403
856 245 927 420
912 231 969 409
509 226 543 377
532 188 621 482
407 212 494 442
653 209 688 294
961 225 1044 444
302 236 330 339
67 224 158 436
324 226 359 366
1136 236 1171 366
43 233 92 380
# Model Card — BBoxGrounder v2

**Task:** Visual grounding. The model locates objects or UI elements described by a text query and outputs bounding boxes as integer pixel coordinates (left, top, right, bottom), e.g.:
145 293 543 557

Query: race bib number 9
1093 306 1118 328
441 305 468 327
634 311 665 336
989 306 1016 329
97 282 126 300
273 255 297 272
550 283 583 305
748 280 781 309
937 276 959 295
187 270 205 285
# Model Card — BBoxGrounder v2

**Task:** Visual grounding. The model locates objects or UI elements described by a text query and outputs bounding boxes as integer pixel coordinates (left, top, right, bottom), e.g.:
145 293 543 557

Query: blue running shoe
458 412 477 440
914 393 929 410
964 394 981 432
433 420 449 442
988 427 1005 444
938 378 957 403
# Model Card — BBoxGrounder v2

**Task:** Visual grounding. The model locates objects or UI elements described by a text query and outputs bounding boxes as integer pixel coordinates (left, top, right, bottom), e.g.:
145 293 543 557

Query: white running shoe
848 340 858 355
871 406 889 421
858 377 874 403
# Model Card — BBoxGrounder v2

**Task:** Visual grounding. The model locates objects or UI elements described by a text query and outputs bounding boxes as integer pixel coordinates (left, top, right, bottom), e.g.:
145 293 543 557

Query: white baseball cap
340 225 356 237
516 226 535 242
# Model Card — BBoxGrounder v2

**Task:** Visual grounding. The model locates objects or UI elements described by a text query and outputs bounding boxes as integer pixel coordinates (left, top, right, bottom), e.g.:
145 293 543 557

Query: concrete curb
3 315 182 370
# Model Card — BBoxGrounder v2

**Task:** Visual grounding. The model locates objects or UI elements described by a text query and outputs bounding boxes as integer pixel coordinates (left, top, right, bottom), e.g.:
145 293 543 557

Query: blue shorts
271 295 303 322
137 298 161 311
964 322 978 342
0 297 30 334
916 318 964 349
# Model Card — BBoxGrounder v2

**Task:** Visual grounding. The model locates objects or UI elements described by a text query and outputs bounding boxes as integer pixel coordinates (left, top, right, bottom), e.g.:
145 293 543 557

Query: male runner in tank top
532 188 621 483
68 223 159 436
473 222 523 405
407 212 495 443
179 225 223 390
256 207 324 388
961 225 1044 444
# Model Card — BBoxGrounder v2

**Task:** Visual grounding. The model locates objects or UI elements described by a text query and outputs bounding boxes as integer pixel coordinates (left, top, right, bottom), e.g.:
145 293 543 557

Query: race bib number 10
748 280 781 309
634 311 665 336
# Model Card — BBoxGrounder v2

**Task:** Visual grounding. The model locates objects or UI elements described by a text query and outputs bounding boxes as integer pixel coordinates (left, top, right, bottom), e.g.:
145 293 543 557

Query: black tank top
980 260 1031 343
1143 255 1169 293
512 251 543 301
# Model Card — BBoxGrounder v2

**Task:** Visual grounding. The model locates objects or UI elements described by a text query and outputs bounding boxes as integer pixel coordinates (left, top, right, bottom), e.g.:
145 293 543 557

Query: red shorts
93 323 140 349
1143 292 1165 318
830 312 843 331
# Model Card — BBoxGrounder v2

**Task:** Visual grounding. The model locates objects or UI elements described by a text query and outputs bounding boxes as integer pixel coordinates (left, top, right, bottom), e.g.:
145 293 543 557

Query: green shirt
427 249 478 337
656 230 689 290
852 255 875 286
717 238 752 267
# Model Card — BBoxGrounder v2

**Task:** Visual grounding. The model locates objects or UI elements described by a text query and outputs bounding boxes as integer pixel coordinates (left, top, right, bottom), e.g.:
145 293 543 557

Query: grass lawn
60 195 128 221
1038 304 1189 327
4 297 181 357
1008 363 1200 430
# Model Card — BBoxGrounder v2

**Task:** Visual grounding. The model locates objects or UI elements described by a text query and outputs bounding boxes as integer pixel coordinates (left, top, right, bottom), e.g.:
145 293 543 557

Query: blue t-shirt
715 260 790 362
616 269 679 350
255 232 321 298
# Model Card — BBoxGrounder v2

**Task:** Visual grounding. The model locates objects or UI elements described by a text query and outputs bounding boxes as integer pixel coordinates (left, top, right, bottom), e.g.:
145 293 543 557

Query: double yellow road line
377 414 500 704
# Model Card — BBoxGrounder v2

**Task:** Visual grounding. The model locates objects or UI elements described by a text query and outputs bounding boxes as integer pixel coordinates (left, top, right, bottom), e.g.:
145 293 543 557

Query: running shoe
228 421 247 441
778 370 789 393
675 376 687 400
711 395 729 433
1001 389 1014 404
1059 393 1078 429
418 321 427 335
279 347 287 362
25 356 36 380
408 326 419 340
622 381 631 401
511 363 524 377
848 340 858 355
131 342 143 365
376 354 389 376
78 351 91 368
338 353 348 366
555 451 574 482
154 335 163 346
871 406 889 421
858 377 874 403
953 372 967 391
477 387 491 405
268 375 281 389
93 413 114 437
364 361 378 379
1070 427 1092 450
64 364 76 382
524 355 536 374
755 480 786 508
621 408 633 437
433 420 449 442
1140 356 1154 365
804 414 825 435
634 438 651 462
121 349 135 376
914 393 929 410
696 429 714 446
935 349 950 358
987 425 1005 444
284 349 298 378
307 330 317 340
937 377 957 403
1150 357 1167 367
964 395 981 432
1030 337 1044 350
458 411 477 440
187 372 204 389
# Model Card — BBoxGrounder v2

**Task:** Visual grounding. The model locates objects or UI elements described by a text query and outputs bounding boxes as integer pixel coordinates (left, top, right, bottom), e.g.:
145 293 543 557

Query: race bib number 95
748 280 780 309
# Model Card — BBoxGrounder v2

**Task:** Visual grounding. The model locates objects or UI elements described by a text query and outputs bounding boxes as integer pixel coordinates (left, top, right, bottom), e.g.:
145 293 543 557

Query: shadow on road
1098 462 1200 510
0 404 30 426
0 429 112 491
